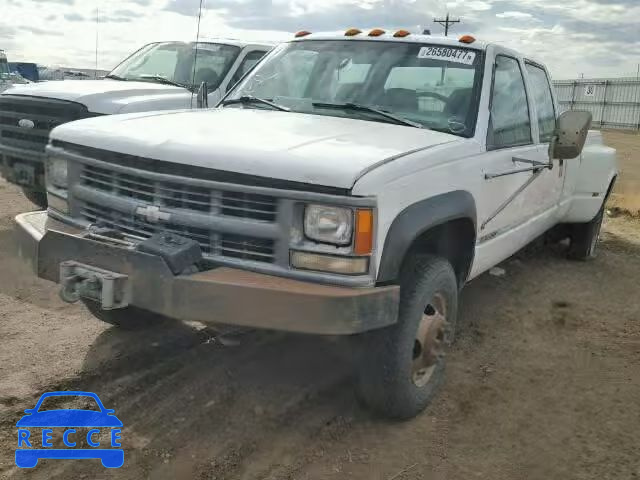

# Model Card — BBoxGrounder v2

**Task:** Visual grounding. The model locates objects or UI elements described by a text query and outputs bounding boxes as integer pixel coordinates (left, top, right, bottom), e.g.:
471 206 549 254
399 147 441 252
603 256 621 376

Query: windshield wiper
137 74 189 89
312 102 424 129
221 95 290 112
105 74 128 81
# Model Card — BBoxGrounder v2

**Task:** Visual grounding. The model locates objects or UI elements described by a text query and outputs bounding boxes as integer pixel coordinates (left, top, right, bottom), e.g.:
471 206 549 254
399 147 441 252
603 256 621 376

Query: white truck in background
0 39 272 207
0 50 9 91
15 31 617 419
0 50 29 93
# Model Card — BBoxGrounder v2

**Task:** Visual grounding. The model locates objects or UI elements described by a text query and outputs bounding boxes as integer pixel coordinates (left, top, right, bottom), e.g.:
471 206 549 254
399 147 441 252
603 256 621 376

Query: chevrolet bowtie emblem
135 205 171 224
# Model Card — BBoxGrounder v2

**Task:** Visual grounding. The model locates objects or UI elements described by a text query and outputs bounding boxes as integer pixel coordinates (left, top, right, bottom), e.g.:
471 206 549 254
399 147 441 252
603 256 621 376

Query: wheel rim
412 292 448 387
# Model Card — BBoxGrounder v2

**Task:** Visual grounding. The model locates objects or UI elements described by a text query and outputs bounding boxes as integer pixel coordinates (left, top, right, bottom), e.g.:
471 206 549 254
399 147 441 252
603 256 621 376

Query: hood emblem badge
136 205 171 224
18 119 35 129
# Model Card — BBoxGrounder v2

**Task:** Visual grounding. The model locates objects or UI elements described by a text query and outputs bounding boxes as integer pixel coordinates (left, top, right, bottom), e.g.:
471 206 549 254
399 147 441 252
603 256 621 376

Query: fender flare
377 190 477 283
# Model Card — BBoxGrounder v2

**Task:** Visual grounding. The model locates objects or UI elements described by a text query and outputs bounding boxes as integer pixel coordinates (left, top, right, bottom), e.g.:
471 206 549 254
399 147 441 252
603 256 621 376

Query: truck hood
1 79 193 114
51 108 461 189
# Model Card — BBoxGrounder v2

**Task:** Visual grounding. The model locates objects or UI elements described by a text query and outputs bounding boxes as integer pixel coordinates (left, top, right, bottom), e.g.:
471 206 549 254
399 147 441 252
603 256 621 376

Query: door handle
485 157 552 180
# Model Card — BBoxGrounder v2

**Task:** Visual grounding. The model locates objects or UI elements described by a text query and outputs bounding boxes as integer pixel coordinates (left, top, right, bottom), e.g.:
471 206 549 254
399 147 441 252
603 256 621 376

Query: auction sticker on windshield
417 47 476 65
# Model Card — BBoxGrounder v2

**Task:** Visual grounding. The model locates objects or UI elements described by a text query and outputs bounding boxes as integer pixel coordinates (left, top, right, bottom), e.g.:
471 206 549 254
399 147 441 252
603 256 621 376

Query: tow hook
59 261 131 310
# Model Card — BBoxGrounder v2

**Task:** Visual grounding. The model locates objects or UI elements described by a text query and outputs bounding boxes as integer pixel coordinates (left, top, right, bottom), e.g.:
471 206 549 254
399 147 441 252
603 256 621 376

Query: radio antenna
190 0 205 108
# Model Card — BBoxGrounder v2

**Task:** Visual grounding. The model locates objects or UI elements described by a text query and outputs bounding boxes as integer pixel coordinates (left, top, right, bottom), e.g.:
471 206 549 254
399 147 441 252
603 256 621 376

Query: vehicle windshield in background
0 58 9 79
108 42 241 91
227 40 483 136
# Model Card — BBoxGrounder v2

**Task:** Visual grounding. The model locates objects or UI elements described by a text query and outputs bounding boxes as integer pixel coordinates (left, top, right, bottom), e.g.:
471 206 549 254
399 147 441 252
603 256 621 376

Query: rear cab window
524 62 556 143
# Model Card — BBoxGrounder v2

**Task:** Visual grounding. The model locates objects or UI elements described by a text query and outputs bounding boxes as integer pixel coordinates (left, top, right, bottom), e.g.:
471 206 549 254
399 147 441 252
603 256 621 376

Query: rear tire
355 255 458 419
567 203 605 261
21 188 47 209
82 299 158 330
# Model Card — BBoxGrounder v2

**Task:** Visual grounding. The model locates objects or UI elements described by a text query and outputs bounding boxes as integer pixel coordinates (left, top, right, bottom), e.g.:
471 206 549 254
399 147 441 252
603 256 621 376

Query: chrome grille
80 202 276 263
0 96 93 153
81 164 277 221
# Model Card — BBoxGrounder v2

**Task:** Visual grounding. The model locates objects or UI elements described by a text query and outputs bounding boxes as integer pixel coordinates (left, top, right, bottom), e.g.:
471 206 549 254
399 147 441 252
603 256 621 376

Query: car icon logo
15 391 124 469
18 118 35 129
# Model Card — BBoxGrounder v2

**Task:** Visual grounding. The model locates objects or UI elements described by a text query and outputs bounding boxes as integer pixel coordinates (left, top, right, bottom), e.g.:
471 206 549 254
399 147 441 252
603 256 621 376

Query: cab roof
289 32 487 50
199 38 276 49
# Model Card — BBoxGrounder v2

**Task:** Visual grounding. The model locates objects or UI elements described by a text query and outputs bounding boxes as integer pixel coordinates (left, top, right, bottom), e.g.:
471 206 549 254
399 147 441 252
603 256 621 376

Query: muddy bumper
15 211 399 335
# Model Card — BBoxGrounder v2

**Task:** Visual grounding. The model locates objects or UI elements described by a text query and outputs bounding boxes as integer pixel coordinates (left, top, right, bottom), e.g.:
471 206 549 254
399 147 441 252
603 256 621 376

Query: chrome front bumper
15 211 399 335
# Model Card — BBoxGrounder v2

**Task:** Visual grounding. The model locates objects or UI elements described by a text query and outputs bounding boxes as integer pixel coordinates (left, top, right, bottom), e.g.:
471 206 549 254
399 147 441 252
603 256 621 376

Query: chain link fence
553 77 640 130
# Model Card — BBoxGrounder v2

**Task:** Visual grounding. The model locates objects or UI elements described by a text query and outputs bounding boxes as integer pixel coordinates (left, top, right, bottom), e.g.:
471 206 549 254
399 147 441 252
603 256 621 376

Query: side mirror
196 81 209 109
549 110 592 160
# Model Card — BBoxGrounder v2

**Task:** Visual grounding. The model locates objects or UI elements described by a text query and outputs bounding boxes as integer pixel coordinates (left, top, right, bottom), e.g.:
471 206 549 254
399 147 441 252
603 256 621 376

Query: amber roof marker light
354 209 374 255
393 29 411 38
345 28 363 36
368 28 386 37
458 35 476 44
294 30 311 38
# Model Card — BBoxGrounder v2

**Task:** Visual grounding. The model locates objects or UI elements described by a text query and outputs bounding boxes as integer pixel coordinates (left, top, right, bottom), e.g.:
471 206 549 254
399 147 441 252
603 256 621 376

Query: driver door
472 51 552 274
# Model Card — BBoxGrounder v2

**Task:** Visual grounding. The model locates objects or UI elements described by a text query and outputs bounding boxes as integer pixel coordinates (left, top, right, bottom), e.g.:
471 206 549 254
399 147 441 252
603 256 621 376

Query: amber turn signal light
354 209 374 255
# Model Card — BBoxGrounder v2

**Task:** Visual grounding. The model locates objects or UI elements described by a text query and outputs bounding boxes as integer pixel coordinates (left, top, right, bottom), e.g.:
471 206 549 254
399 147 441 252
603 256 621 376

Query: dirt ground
605 130 640 216
0 133 639 479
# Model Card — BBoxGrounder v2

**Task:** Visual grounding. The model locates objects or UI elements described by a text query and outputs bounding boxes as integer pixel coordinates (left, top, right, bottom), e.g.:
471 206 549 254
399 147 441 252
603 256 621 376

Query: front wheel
21 188 47 209
82 299 159 330
355 255 458 419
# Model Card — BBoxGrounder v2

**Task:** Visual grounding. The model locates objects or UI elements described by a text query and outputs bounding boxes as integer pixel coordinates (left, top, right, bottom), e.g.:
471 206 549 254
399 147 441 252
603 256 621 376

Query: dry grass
604 130 640 217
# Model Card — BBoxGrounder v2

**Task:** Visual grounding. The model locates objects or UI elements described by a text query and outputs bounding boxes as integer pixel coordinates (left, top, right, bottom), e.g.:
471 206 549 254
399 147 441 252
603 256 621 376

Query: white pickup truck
15 31 617 419
0 49 28 93
0 39 272 207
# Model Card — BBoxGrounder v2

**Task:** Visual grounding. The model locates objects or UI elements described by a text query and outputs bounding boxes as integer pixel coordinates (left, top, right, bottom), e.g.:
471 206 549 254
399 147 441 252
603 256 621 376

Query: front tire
82 299 158 330
356 255 458 419
21 188 47 209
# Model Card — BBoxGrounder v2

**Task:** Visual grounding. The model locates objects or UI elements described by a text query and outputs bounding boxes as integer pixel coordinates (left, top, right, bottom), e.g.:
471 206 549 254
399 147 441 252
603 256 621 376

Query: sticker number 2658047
417 47 476 65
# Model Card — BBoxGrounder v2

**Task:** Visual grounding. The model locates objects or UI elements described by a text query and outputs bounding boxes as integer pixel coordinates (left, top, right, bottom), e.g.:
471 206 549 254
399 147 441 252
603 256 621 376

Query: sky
1 0 639 80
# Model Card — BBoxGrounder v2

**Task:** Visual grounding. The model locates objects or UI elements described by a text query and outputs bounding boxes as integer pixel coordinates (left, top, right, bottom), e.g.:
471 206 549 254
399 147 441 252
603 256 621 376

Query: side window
488 55 532 149
228 50 267 90
525 63 556 143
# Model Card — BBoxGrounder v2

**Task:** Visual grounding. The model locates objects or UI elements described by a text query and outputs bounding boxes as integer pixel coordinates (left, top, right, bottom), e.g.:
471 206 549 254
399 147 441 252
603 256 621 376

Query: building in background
8 63 39 82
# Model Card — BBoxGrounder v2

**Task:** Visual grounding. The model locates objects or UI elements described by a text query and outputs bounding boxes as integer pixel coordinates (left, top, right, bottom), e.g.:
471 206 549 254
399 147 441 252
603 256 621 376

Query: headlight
46 157 68 189
304 205 353 246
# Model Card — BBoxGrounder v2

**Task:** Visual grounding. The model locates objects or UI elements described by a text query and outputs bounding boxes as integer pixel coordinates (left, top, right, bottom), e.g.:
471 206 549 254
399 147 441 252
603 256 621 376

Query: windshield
227 40 483 137
109 42 242 90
